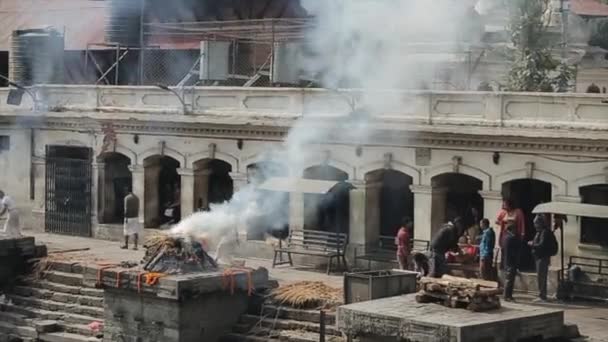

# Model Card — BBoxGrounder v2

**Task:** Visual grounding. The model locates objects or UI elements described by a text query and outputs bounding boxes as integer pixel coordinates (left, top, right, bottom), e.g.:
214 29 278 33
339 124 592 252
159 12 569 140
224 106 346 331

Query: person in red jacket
496 198 525 269
395 217 413 270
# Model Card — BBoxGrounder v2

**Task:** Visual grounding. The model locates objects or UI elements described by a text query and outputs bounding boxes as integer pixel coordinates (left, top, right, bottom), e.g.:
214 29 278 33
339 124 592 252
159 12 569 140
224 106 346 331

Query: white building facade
1 85 607 266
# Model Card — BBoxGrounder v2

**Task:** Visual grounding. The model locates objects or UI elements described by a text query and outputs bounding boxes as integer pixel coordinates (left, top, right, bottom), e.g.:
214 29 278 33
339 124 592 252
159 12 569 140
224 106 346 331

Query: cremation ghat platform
91 267 269 342
337 294 565 342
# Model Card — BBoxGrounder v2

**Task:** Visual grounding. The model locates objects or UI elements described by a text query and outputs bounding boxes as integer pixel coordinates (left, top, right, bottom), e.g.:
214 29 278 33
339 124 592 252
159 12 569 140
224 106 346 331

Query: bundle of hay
271 281 343 309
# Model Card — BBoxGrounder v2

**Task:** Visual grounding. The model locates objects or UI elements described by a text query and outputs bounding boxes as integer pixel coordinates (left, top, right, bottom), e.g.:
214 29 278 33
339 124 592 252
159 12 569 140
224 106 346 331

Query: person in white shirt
0 190 21 238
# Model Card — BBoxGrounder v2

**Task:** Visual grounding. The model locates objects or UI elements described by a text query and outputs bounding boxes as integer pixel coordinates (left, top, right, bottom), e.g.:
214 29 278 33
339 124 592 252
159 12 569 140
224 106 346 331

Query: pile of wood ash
142 233 218 274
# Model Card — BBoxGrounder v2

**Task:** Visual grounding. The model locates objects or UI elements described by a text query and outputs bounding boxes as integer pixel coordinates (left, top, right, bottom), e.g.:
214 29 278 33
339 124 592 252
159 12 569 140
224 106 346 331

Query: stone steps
0 310 30 325
38 332 101 342
24 280 104 298
13 286 104 308
41 271 84 287
239 314 341 336
260 304 337 325
0 320 38 339
6 295 104 319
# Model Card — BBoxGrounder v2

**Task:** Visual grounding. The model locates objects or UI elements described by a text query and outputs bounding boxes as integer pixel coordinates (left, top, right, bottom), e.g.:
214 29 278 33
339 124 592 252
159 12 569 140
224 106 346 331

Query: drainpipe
30 128 35 200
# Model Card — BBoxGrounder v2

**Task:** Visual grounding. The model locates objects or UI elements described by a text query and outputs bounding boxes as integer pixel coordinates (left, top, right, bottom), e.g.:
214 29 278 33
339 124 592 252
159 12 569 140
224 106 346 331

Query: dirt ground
23 230 608 342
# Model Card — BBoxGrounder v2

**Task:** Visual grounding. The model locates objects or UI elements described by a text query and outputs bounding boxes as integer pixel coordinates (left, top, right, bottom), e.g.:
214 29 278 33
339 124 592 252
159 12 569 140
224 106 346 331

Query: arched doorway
365 169 414 239
246 161 289 240
432 173 483 231
502 179 552 271
580 184 608 246
303 165 349 232
97 152 132 224
193 159 233 212
144 155 180 228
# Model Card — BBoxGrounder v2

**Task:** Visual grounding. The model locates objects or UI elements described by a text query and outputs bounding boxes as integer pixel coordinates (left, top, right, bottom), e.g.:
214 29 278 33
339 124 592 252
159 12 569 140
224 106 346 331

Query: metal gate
45 146 93 237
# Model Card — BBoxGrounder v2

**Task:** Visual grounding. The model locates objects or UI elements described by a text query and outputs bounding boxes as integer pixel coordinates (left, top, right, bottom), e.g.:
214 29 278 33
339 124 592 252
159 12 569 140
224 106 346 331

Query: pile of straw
271 281 343 309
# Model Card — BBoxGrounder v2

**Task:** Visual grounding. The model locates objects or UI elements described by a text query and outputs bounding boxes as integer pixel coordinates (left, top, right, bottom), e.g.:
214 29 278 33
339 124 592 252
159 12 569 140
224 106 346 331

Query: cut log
441 275 498 289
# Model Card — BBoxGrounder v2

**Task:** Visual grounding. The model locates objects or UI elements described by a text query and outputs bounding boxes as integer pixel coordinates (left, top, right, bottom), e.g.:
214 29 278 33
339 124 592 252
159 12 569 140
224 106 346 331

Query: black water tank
11 28 65 86
106 0 144 46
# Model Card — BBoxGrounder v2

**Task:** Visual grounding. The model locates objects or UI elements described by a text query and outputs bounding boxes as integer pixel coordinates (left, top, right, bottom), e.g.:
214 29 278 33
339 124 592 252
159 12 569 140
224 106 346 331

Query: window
580 184 608 246
0 136 9 152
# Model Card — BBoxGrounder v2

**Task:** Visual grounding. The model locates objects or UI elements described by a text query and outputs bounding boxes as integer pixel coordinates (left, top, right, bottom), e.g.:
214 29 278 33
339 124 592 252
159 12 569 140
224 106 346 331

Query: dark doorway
580 184 608 246
144 155 180 228
97 152 132 224
246 162 289 240
45 145 92 237
365 169 414 238
502 179 552 271
432 173 484 229
303 165 349 232
193 159 233 212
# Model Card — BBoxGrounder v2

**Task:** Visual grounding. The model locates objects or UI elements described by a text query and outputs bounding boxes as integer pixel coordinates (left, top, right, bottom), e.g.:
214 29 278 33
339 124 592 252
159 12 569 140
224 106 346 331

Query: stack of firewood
416 275 502 312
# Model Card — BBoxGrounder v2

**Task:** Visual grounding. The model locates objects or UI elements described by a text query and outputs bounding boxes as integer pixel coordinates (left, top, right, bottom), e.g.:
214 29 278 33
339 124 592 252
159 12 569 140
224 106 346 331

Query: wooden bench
272 229 348 274
354 235 430 269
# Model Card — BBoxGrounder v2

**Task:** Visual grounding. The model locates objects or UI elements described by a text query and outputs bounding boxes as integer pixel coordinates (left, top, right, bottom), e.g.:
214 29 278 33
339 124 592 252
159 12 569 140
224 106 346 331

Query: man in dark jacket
529 214 552 301
503 223 521 301
429 217 464 277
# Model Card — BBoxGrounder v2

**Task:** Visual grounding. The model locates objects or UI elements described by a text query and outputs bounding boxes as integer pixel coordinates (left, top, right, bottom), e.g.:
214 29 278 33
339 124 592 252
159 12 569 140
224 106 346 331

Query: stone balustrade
1 85 608 130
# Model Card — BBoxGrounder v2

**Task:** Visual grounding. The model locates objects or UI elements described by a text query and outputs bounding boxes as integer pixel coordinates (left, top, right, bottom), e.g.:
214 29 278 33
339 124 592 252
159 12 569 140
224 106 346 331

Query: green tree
507 0 574 92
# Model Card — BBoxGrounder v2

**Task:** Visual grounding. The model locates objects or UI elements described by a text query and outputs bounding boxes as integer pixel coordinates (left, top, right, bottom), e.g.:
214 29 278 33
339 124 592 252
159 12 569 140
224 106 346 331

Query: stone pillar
178 168 195 219
289 192 304 230
364 180 382 244
480 190 503 249
31 157 46 231
129 165 145 225
554 195 581 269
229 172 248 193
410 185 447 241
92 162 104 224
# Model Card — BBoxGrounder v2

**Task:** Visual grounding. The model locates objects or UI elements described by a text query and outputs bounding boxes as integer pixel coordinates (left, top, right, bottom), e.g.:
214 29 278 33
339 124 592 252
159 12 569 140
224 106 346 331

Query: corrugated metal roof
533 202 608 219
258 177 343 194
571 0 608 17
0 0 107 51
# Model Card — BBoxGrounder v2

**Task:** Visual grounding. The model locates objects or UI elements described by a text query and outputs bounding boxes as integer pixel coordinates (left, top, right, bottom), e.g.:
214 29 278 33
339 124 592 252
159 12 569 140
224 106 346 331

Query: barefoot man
121 188 141 250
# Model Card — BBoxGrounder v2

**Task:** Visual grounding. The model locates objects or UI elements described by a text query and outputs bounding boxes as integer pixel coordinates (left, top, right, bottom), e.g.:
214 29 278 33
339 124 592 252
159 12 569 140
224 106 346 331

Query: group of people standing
395 198 559 302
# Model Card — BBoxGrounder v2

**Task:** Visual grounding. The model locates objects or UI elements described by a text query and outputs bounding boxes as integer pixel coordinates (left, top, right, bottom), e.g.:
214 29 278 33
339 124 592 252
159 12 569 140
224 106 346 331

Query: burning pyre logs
416 275 501 312
143 233 217 274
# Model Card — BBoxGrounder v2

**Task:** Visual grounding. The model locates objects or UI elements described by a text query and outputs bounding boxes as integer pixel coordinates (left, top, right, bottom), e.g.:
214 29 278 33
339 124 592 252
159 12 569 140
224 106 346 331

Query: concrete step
240 314 341 336
44 261 85 275
38 332 101 342
261 305 336 325
0 333 35 342
0 310 30 325
0 321 38 339
2 302 102 327
42 271 84 287
7 295 104 319
220 332 280 342
62 323 98 337
24 280 104 298
13 286 104 308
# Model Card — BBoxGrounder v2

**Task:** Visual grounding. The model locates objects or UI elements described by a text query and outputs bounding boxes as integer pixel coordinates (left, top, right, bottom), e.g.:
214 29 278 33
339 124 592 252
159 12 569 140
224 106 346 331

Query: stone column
178 168 195 219
289 192 304 230
91 162 104 224
364 180 382 244
410 185 447 241
31 157 46 231
479 190 503 249
129 165 145 225
229 172 249 193
554 195 581 269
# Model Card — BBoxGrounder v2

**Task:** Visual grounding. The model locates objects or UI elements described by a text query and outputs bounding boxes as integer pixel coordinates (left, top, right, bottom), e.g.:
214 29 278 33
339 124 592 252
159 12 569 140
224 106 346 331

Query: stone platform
0 236 46 287
337 294 565 342
96 266 270 342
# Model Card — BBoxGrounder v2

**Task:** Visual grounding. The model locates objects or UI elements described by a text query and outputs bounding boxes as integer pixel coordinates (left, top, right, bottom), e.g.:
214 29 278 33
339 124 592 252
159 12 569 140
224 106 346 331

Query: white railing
2 85 608 129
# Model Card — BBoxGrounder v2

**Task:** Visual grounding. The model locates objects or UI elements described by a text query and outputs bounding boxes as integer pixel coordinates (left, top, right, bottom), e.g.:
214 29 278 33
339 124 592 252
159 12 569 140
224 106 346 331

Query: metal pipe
319 310 326 342
30 128 35 200
139 0 146 85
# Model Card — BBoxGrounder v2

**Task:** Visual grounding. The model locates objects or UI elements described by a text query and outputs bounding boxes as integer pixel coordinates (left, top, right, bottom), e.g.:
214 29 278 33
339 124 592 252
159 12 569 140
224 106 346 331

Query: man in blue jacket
479 218 496 280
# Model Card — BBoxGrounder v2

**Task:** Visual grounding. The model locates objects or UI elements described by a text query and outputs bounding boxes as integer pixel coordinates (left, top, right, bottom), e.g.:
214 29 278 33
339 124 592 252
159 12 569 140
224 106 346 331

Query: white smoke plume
171 0 479 242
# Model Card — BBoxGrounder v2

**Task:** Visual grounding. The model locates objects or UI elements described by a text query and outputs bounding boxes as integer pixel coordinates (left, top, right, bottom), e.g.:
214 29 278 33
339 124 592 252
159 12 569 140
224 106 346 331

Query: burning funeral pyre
142 233 218 274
